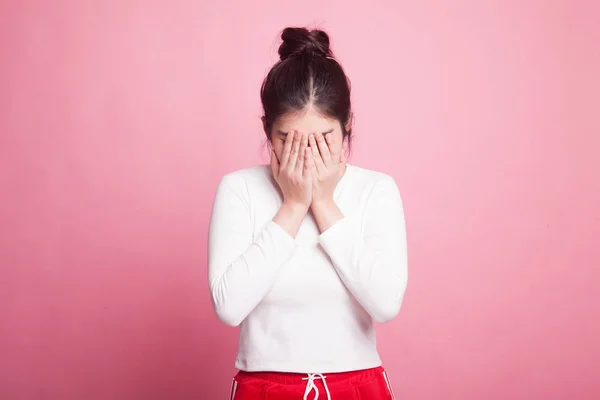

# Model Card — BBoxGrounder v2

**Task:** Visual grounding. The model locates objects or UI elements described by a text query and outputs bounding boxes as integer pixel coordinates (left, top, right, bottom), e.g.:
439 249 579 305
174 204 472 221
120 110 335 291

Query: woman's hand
271 130 313 211
308 132 347 207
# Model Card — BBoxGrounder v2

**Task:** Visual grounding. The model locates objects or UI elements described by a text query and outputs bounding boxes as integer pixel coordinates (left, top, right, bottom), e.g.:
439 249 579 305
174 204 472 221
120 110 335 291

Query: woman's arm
207 174 303 327
312 176 408 323
209 132 313 327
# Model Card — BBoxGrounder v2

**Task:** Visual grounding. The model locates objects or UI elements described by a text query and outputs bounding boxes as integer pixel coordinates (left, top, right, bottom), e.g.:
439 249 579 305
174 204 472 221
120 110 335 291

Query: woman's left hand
307 132 347 207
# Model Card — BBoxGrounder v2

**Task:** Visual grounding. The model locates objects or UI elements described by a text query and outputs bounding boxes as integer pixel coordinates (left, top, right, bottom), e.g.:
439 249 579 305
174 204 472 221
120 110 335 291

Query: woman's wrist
310 197 336 212
281 199 310 215
273 200 309 238
310 198 344 233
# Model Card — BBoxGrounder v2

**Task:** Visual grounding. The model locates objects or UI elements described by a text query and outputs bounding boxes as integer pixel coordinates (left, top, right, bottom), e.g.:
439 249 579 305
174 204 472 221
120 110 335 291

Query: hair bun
278 27 333 60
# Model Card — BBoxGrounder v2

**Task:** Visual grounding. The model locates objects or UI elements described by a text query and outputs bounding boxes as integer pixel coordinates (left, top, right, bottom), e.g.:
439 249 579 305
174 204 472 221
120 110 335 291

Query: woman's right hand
271 130 313 210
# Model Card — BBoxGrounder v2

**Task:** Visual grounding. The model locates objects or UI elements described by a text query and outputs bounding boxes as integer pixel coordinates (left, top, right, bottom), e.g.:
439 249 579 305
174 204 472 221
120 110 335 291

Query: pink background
1 0 599 399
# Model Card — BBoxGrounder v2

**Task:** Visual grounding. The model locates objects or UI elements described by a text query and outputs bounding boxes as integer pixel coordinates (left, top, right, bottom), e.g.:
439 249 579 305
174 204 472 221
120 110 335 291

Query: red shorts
229 366 396 400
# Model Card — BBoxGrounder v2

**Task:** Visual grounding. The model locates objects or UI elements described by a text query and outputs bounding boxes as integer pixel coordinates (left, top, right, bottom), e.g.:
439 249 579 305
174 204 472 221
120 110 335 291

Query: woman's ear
261 116 270 139
344 112 354 133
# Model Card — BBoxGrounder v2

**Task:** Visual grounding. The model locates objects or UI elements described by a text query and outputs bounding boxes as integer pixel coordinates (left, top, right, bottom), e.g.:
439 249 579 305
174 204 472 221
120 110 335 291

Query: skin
263 106 349 237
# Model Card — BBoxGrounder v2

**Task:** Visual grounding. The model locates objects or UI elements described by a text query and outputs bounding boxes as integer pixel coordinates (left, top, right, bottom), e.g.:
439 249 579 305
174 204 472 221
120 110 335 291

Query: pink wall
1 0 599 399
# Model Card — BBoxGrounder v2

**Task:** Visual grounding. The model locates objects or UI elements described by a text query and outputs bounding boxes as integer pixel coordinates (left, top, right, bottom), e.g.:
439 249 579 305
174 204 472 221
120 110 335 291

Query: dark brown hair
261 27 353 148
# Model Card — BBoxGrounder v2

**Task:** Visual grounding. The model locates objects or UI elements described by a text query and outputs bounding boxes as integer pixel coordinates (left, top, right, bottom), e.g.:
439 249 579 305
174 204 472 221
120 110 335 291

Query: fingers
326 135 340 163
279 130 295 167
270 150 279 179
308 133 326 173
304 146 315 177
294 132 308 173
314 133 332 165
287 131 302 170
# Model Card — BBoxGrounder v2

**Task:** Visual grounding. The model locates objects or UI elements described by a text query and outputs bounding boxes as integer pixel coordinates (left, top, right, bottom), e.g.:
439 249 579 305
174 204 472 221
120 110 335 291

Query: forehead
274 108 339 133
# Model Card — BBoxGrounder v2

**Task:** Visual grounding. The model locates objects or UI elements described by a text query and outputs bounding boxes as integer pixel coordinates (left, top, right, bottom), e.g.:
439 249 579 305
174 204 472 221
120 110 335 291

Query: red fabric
230 366 395 400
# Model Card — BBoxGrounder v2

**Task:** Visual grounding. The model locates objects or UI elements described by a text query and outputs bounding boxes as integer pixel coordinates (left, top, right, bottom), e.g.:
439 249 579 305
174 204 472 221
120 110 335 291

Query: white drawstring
302 373 331 400
382 370 396 400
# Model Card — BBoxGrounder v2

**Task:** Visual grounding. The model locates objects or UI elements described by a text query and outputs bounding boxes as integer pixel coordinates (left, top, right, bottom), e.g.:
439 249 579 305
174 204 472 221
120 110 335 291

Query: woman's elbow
210 284 245 327
371 301 402 323
212 302 245 327
372 282 407 323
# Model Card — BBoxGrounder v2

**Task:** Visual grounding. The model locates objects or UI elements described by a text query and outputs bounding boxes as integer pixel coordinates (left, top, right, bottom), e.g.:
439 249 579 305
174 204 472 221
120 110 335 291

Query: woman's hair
261 27 353 148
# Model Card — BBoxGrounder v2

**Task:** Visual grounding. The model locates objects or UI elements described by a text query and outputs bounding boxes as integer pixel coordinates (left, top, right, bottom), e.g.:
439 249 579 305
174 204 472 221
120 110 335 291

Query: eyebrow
276 129 334 136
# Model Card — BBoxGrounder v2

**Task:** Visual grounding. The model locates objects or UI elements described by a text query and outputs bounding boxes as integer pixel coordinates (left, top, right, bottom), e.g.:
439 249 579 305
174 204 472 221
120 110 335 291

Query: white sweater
207 163 408 373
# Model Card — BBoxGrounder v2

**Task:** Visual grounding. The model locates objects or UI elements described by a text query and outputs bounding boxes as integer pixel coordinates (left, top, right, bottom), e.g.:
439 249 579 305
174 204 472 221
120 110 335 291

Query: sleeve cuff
317 216 356 251
266 220 300 253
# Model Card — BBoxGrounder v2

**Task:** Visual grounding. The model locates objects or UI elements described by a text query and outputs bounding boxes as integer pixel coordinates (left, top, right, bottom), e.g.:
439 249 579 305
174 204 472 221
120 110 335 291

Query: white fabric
229 379 238 400
208 163 408 373
303 373 331 400
382 370 396 399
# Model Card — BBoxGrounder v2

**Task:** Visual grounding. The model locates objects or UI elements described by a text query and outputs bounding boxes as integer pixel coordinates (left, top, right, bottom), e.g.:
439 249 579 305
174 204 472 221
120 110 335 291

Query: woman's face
266 107 345 163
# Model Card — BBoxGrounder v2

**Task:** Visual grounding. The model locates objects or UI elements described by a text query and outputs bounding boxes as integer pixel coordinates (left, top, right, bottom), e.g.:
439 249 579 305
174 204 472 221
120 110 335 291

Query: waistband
235 366 385 385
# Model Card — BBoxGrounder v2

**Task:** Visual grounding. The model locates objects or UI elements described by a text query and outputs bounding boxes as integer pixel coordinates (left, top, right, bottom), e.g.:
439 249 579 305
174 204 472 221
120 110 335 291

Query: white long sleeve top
207 163 408 373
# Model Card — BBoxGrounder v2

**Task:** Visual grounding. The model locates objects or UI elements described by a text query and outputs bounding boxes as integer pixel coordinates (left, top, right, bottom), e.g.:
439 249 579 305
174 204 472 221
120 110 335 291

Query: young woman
208 27 408 400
